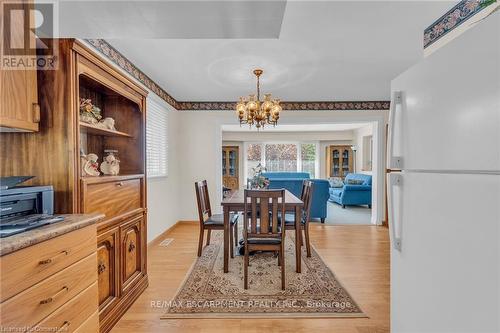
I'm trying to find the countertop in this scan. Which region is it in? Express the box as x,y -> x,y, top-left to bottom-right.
0,213 -> 105,256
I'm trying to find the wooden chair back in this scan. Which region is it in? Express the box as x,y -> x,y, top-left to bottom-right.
301,180 -> 314,223
243,189 -> 286,241
195,180 -> 212,224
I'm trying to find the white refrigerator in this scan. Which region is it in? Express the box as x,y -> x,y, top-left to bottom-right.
388,12 -> 499,333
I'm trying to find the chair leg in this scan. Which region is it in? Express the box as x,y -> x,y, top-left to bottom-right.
280,247 -> 286,290
277,251 -> 281,266
320,218 -> 325,223
298,226 -> 304,248
206,229 -> 211,246
244,246 -> 249,289
197,225 -> 204,257
234,220 -> 238,252
230,225 -> 234,258
304,224 -> 311,258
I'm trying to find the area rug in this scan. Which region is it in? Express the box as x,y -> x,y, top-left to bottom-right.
161,231 -> 365,319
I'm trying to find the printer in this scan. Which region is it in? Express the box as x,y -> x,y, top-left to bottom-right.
0,176 -> 64,237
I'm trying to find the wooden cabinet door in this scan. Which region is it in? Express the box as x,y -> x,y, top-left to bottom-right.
0,0 -> 39,132
120,214 -> 145,293
97,227 -> 120,316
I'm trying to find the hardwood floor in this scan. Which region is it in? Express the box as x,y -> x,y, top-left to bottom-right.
111,222 -> 390,333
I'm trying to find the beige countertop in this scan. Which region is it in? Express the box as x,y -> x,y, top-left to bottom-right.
0,213 -> 105,256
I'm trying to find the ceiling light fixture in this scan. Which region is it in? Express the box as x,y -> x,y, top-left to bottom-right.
236,69 -> 282,129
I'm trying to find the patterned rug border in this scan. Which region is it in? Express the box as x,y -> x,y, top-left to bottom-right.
160,238 -> 367,320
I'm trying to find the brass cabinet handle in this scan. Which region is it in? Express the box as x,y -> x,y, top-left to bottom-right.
57,321 -> 71,332
128,242 -> 136,253
40,286 -> 69,305
39,250 -> 69,265
97,262 -> 106,275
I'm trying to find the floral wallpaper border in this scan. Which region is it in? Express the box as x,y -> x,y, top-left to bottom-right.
86,39 -> 180,109
176,101 -> 390,111
86,39 -> 389,111
424,0 -> 488,48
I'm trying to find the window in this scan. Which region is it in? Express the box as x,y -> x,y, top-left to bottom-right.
146,97 -> 168,177
246,143 -> 262,178
245,142 -> 318,178
301,143 -> 316,178
265,144 -> 297,172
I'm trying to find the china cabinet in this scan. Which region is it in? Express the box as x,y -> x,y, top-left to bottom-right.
222,146 -> 239,189
326,145 -> 353,179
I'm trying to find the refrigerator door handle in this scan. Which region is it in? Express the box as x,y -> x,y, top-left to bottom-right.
387,91 -> 403,169
387,172 -> 402,251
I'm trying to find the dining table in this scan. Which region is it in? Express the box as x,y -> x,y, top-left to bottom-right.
221,189 -> 304,274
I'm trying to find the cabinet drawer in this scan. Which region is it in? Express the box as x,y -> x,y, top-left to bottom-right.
0,225 -> 96,302
74,311 -> 99,333
31,282 -> 98,333
81,176 -> 143,222
0,254 -> 96,329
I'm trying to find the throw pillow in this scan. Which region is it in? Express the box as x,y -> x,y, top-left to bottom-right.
346,179 -> 364,185
329,177 -> 344,188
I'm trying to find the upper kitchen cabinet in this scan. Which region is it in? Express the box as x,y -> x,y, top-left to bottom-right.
0,0 -> 39,132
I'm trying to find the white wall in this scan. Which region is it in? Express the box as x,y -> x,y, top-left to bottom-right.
353,124 -> 375,174
146,96 -> 181,242
177,110 -> 388,225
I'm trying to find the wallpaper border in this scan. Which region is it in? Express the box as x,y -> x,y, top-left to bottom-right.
424,0 -> 488,48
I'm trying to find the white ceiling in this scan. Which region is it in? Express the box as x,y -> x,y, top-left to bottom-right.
222,123 -> 369,132
59,1 -> 287,38
105,1 -> 455,101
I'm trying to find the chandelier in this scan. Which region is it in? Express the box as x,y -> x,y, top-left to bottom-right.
236,69 -> 282,129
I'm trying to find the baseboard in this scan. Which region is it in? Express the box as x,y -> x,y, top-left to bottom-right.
147,220 -> 197,249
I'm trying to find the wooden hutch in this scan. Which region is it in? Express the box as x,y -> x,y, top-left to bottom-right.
326,145 -> 354,179
1,39 -> 148,333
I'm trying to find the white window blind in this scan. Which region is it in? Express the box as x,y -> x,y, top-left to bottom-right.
146,98 -> 168,177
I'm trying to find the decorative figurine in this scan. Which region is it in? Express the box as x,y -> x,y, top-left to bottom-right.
81,153 -> 101,177
100,150 -> 120,175
79,98 -> 102,125
96,117 -> 116,131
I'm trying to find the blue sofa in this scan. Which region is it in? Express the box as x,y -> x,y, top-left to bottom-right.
261,172 -> 330,223
329,173 -> 372,208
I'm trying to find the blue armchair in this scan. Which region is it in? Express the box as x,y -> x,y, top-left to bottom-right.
329,173 -> 372,208
262,172 -> 330,223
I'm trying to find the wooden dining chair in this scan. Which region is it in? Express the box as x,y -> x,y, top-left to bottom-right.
279,180 -> 314,257
195,180 -> 238,257
243,189 -> 286,290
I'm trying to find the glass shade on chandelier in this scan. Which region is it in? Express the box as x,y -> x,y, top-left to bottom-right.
236,69 -> 282,129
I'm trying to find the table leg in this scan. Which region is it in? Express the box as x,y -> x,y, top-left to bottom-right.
223,205 -> 230,273
295,205 -> 302,273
